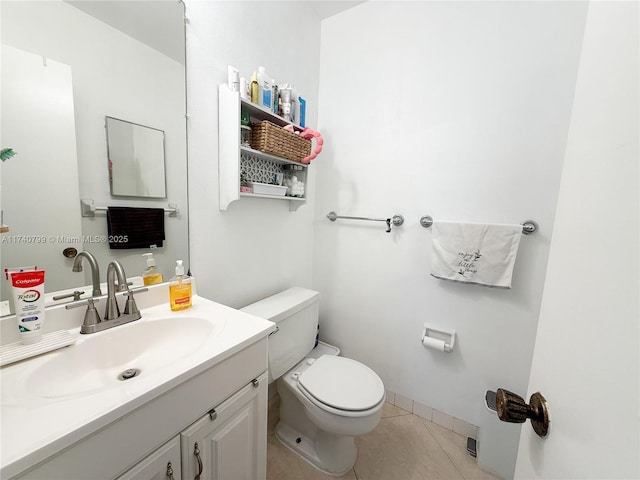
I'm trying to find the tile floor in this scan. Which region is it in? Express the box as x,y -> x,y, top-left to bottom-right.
267,401 -> 501,480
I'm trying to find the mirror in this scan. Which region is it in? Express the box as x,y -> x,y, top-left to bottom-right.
106,116 -> 167,198
0,0 -> 188,315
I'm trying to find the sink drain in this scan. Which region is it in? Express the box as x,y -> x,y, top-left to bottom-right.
118,368 -> 141,380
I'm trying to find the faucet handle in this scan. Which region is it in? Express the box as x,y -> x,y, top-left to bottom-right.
65,297 -> 102,334
66,296 -> 98,310
122,288 -> 147,317
82,298 -> 102,330
53,290 -> 85,302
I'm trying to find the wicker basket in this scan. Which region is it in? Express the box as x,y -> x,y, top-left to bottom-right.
250,121 -> 311,163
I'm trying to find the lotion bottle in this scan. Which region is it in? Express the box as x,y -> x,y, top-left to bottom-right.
169,260 -> 192,311
142,252 -> 163,285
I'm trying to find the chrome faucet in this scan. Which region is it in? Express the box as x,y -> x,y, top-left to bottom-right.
105,260 -> 127,320
103,260 -> 142,323
66,259 -> 146,334
72,251 -> 102,297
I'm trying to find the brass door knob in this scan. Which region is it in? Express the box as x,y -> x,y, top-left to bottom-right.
495,388 -> 550,438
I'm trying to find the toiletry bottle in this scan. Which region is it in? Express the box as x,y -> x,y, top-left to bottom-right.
142,252 -> 163,285
272,80 -> 278,114
298,96 -> 306,127
257,66 -> 272,109
290,86 -> 298,124
169,260 -> 192,311
250,72 -> 259,104
227,65 -> 239,92
240,77 -> 250,101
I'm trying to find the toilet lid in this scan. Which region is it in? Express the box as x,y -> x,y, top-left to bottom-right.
297,355 -> 384,411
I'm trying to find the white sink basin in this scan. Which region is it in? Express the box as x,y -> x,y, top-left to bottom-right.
25,315 -> 224,398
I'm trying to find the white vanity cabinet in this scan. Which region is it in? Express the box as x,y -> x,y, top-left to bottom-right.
218,84 -> 310,211
14,338 -> 269,480
118,371 -> 267,480
116,437 -> 182,480
181,372 -> 267,480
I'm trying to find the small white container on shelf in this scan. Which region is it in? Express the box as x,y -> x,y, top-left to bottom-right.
250,182 -> 287,197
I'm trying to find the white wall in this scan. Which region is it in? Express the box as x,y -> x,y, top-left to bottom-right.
515,2 -> 639,478
1,1 -> 188,284
184,1 -> 321,308
314,2 -> 588,478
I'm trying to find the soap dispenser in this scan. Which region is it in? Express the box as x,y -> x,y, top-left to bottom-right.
169,260 -> 192,311
142,252 -> 163,285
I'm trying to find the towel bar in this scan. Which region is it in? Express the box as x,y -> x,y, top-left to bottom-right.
327,211 -> 404,233
419,215 -> 538,235
81,199 -> 179,218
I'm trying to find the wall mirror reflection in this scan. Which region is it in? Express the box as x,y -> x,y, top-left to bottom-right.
106,116 -> 167,198
0,0 -> 188,315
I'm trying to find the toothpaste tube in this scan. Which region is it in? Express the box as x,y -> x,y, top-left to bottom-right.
10,270 -> 45,345
4,266 -> 37,315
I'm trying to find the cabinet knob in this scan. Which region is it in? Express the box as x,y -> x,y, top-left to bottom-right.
251,378 -> 260,388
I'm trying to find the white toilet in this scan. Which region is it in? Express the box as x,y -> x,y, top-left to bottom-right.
242,287 -> 385,476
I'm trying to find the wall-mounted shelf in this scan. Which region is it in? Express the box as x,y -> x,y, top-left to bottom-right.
240,98 -> 304,131
218,84 -> 309,211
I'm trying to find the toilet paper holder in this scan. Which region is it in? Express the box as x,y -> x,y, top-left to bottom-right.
421,324 -> 456,352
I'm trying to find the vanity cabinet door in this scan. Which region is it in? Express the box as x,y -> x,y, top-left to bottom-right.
116,436 -> 181,480
180,373 -> 267,480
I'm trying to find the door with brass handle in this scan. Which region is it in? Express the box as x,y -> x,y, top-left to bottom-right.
494,388 -> 550,438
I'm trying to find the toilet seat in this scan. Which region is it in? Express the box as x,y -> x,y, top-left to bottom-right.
297,355 -> 385,414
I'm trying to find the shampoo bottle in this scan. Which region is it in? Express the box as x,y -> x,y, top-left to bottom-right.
169,260 -> 192,311
142,252 -> 163,285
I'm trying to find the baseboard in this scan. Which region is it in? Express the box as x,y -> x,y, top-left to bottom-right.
385,389 -> 479,440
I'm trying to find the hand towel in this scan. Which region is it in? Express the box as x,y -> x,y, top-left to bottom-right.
106,207 -> 165,249
430,221 -> 522,288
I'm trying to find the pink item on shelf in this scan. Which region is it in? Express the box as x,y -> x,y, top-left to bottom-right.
300,128 -> 323,164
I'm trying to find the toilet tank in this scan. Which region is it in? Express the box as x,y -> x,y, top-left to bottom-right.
241,287 -> 319,382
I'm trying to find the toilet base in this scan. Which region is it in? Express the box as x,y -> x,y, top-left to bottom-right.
275,422 -> 357,476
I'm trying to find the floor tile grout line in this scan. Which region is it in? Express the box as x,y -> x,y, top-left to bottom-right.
417,416 -> 470,480
267,406 -> 483,480
382,412 -> 412,419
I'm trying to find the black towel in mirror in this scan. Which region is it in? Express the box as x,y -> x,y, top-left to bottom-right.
106,207 -> 165,249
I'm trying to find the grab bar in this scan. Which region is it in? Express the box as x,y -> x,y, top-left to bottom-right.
326,211 -> 404,233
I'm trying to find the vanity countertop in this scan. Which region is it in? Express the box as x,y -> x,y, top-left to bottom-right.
0,285 -> 275,479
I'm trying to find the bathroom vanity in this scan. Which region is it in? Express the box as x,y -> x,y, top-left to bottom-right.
0,281 -> 275,479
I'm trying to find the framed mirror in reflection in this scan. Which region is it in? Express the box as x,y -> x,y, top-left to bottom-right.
106,116 -> 167,198
0,0 -> 188,315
